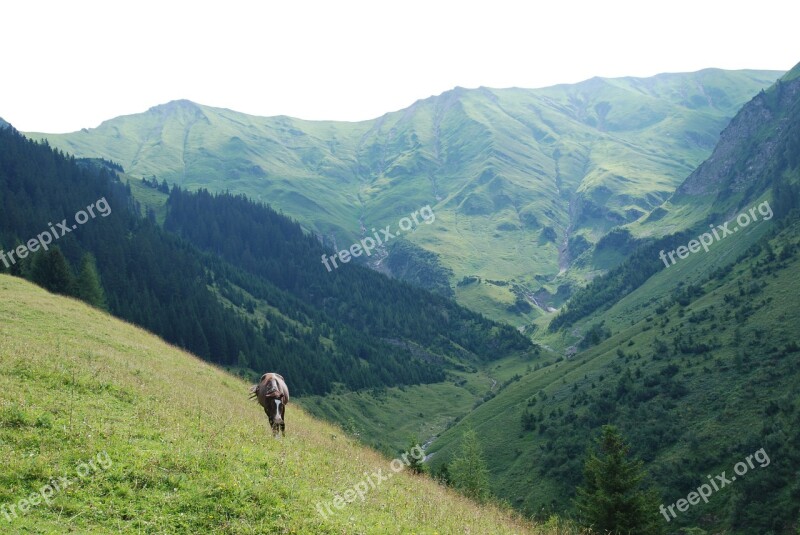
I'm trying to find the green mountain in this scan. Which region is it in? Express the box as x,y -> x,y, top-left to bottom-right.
28,69 -> 782,324
426,67 -> 800,533
0,126 -> 530,398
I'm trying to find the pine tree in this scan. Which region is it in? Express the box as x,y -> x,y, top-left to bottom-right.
449,428 -> 490,502
7,240 -> 27,278
405,435 -> 427,474
30,248 -> 75,296
575,425 -> 664,534
76,253 -> 107,309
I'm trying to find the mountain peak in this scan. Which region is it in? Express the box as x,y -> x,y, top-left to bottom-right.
147,99 -> 202,114
676,70 -> 800,199
780,60 -> 800,82
0,117 -> 10,129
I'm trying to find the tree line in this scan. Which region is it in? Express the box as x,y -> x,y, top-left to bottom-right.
0,127 -> 532,395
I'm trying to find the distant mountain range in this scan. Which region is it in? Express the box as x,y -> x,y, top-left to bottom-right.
27,69 -> 782,323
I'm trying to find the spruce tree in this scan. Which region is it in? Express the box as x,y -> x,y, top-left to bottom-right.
449,428 -> 490,502
30,248 -> 75,296
405,435 -> 427,474
8,240 -> 26,278
76,253 -> 107,309
575,425 -> 664,534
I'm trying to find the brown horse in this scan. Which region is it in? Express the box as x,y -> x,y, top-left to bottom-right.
249,372 -> 289,437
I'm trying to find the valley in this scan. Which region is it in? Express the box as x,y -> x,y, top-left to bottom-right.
3,62 -> 799,534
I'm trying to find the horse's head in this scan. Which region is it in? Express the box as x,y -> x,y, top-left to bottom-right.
264,396 -> 284,425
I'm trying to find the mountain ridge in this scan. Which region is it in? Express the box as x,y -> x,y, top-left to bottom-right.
112,67 -> 785,127
677,77 -> 800,197
27,69 -> 783,323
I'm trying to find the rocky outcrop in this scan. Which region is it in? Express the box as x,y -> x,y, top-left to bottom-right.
678,78 -> 800,196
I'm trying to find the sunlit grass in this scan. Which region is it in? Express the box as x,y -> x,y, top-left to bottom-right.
0,274 -> 581,534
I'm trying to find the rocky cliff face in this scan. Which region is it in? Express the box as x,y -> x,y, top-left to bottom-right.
678,76 -> 800,196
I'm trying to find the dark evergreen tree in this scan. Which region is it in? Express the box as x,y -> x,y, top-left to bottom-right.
75,253 -> 107,309
404,435 -> 427,474
30,248 -> 75,296
575,425 -> 664,535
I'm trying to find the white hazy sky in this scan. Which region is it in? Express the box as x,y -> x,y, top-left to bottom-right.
2,0 -> 798,133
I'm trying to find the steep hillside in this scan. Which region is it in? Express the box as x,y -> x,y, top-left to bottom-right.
0,127 -> 531,397
551,66 -> 800,335
632,66 -> 800,238
427,69 -> 800,534
431,212 -> 800,534
28,69 -> 782,322
0,274 -> 552,534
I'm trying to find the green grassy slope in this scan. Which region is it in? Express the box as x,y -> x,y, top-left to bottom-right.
0,126 -> 534,398
632,65 -> 800,242
0,274 -> 555,534
422,70 -> 800,532
419,70 -> 800,532
126,174 -> 170,224
28,69 -> 782,323
427,216 -> 800,532
298,350 -> 538,456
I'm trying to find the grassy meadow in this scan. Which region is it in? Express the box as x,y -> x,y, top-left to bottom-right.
0,274 -> 588,534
